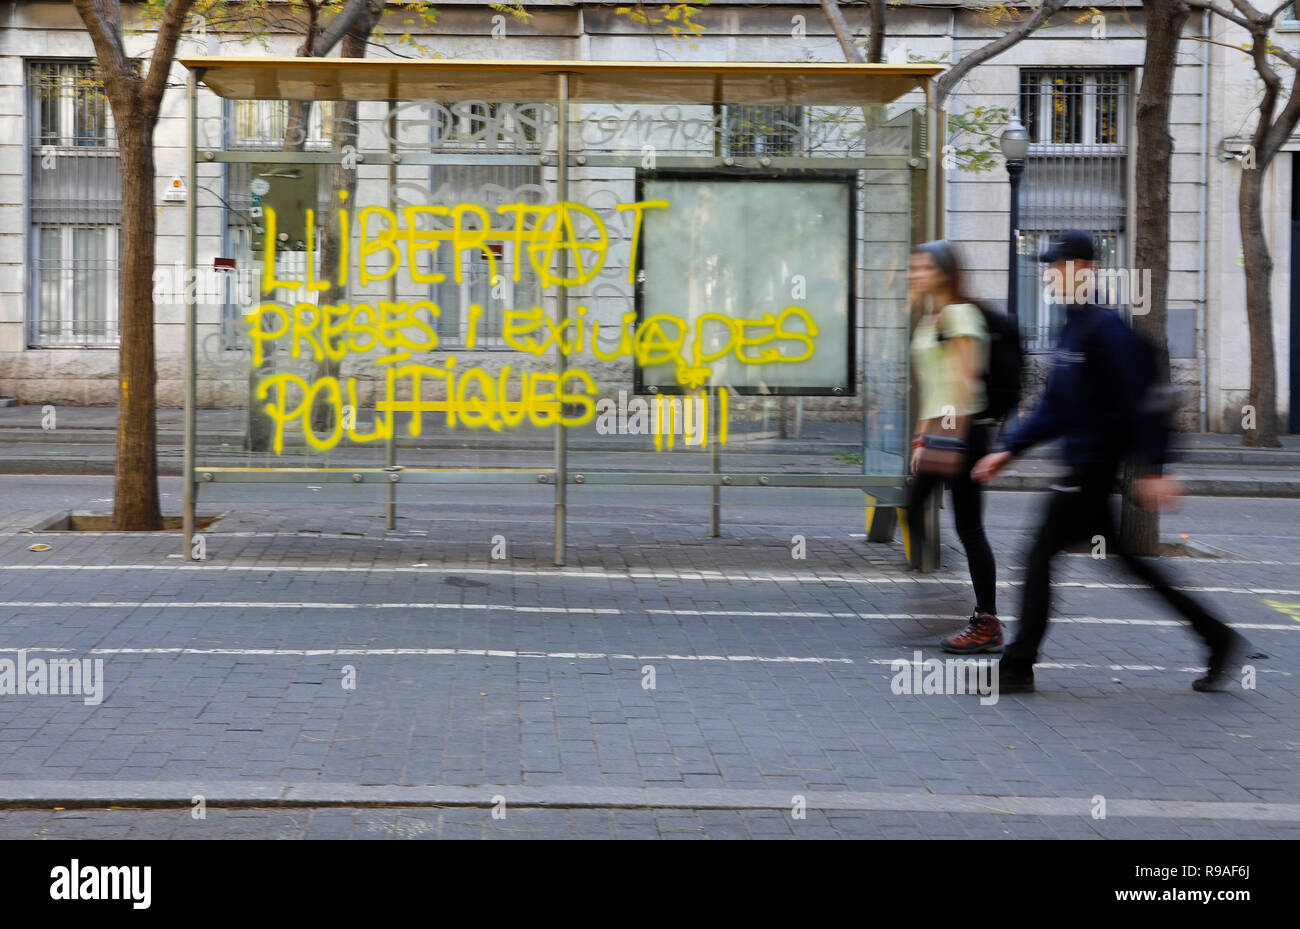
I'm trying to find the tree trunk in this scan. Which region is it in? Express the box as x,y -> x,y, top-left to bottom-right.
73,0 -> 194,531
113,124 -> 164,530
307,18 -> 373,434
1121,0 -> 1187,556
867,0 -> 885,63
1239,164 -> 1283,447
309,100 -> 359,434
283,99 -> 313,154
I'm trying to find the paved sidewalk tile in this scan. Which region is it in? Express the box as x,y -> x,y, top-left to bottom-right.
0,481 -> 1296,838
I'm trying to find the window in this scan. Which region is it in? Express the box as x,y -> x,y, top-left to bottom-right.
429,101 -> 543,151
223,98 -> 336,349
1021,70 -> 1126,146
1016,70 -> 1130,351
405,107 -> 547,346
418,164 -> 544,348
231,99 -> 336,149
27,61 -> 121,347
722,105 -> 804,157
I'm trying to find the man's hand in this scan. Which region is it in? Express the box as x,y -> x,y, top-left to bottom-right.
1134,474 -> 1184,511
971,451 -> 1013,483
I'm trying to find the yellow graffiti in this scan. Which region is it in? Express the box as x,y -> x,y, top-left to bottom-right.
265,199 -> 668,292
584,305 -> 820,388
255,363 -> 599,454
649,391 -> 729,452
251,196 -> 823,455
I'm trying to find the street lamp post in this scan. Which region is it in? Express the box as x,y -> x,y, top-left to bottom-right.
999,118 -> 1030,335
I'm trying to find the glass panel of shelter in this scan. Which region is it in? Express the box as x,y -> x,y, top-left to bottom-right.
193,76 -> 923,526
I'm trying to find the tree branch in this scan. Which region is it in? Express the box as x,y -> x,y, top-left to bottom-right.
936,0 -> 1071,107
311,0 -> 375,56
72,0 -> 132,89
1184,0 -> 1253,29
142,0 -> 197,110
819,0 -> 865,63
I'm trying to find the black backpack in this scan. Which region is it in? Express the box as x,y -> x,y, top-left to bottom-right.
937,301 -> 1024,422
1081,307 -> 1178,460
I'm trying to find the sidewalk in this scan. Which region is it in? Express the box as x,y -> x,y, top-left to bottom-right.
0,475 -> 1295,838
0,406 -> 1296,497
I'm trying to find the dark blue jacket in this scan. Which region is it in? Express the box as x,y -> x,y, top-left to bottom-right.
1003,304 -> 1167,473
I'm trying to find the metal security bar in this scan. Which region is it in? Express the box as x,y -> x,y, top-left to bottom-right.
1018,69 -> 1130,351
27,61 -> 121,348
722,104 -> 805,156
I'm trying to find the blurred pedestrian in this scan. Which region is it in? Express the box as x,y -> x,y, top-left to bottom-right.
906,241 -> 1002,653
972,230 -> 1251,693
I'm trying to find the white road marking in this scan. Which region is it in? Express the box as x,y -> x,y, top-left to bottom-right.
2,563 -> 1298,597
0,601 -> 621,615
0,601 -> 1292,631
0,645 -> 851,664
0,645 -> 1287,677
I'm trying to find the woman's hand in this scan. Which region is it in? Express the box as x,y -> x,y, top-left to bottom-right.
911,446 -> 922,475
971,451 -> 1013,483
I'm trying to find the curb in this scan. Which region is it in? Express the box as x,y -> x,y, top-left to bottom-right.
1,781 -> 1298,820
0,459 -> 1296,497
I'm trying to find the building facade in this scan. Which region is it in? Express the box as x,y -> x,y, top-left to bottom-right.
0,0 -> 1294,435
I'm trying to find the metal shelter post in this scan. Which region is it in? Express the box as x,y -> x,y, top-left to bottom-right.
183,71 -> 199,560
386,97 -> 398,530
553,72 -> 571,566
710,386 -> 720,538
924,80 -> 942,571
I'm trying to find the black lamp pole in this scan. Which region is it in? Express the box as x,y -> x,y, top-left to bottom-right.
999,118 -> 1030,428
999,117 -> 1030,335
1006,159 -> 1023,332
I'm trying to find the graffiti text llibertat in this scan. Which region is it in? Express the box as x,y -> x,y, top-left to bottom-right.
249,198 -> 822,454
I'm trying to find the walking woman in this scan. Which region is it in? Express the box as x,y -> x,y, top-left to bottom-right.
906,241 -> 1002,653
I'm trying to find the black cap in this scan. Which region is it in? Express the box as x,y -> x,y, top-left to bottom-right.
1038,230 -> 1095,263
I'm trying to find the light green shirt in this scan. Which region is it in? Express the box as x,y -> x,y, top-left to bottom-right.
910,302 -> 989,421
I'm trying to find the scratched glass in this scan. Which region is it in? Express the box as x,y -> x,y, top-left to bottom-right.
186,76 -> 928,529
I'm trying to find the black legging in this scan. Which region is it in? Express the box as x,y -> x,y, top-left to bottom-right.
1003,461 -> 1235,670
905,422 -> 997,615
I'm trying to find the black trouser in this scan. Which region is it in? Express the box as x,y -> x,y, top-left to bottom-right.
905,422 -> 997,615
1003,461 -> 1235,670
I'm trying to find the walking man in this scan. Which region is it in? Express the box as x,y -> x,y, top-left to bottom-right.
971,230 -> 1251,693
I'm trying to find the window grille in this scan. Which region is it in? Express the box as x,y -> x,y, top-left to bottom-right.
27,61 -> 121,347
1017,70 -> 1130,351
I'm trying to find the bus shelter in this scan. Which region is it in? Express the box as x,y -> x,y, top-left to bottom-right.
178,57 -> 942,566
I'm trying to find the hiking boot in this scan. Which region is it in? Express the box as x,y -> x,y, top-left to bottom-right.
941,612 -> 1003,654
1193,632 -> 1252,692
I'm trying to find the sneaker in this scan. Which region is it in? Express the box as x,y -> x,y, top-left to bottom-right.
941,612 -> 1003,654
1193,631 -> 1252,692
